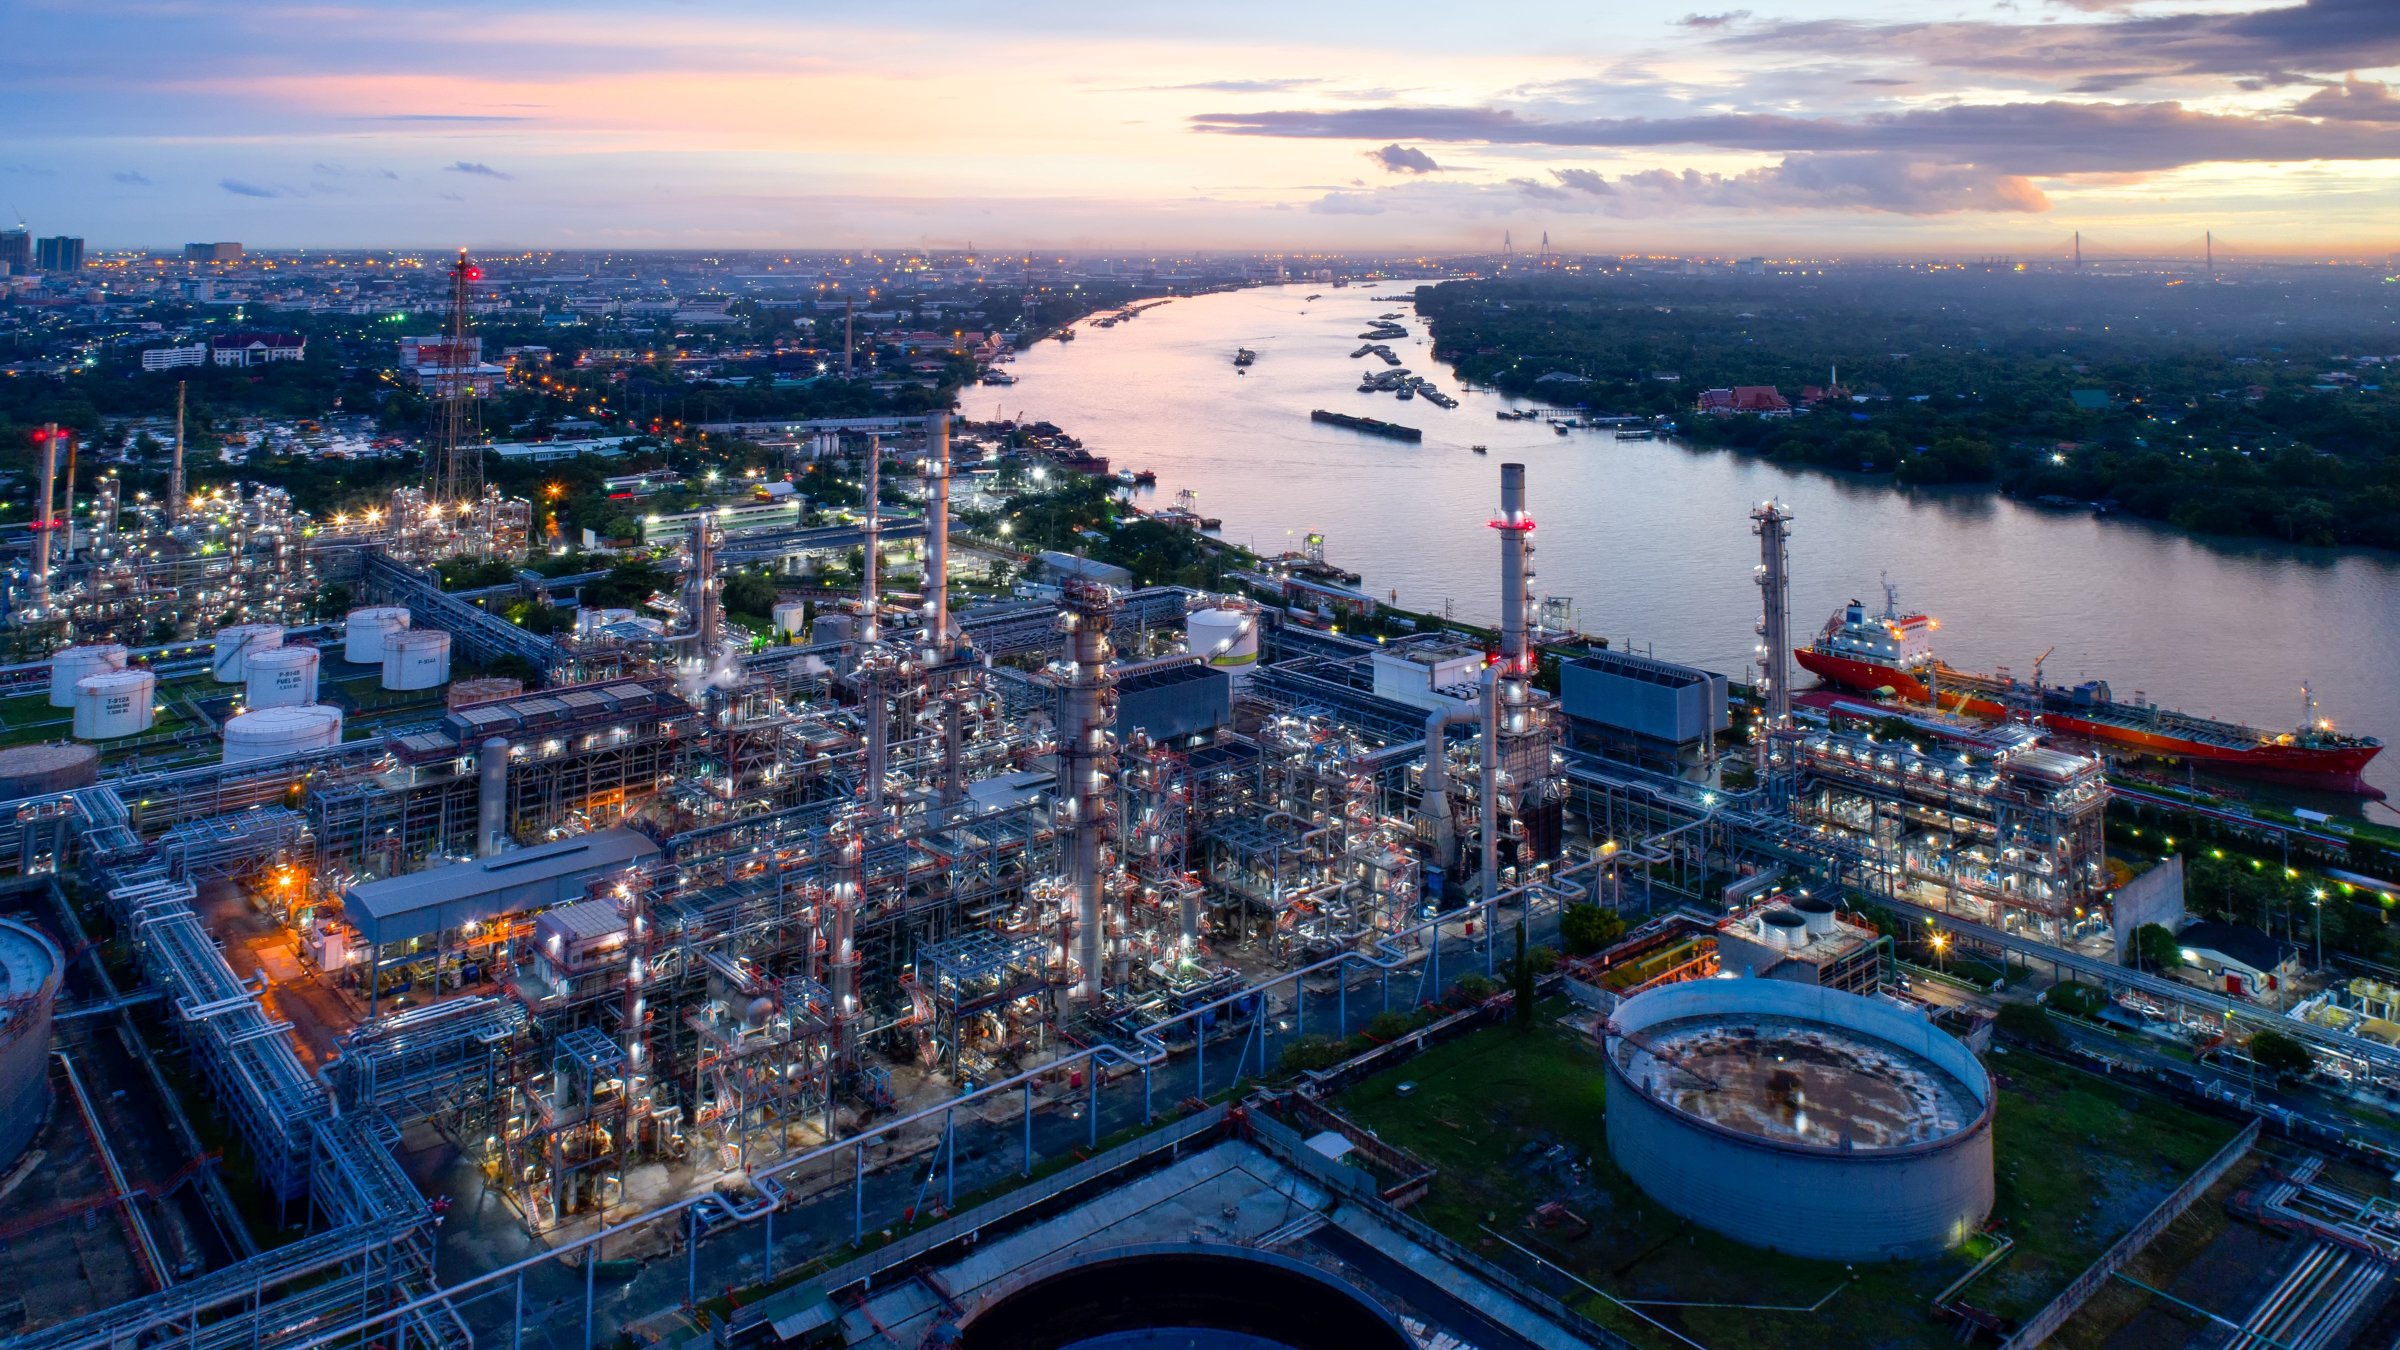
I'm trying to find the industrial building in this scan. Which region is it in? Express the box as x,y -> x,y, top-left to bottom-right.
1603,977 -> 1997,1261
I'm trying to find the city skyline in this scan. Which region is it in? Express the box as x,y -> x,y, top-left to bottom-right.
10,0 -> 2400,254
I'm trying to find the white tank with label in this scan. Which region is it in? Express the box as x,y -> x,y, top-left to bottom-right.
211,624 -> 284,683
344,607 -> 411,664
773,600 -> 810,635
49,644 -> 129,708
381,629 -> 452,691
222,704 -> 344,763
1185,608 -> 1259,688
73,669 -> 156,739
245,645 -> 320,709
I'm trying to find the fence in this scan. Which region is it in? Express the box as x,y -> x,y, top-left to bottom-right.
2000,1116 -> 2262,1347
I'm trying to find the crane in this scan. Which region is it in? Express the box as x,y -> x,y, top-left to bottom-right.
2031,645 -> 2056,692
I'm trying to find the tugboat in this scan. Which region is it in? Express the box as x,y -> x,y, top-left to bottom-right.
1232,348 -> 1257,368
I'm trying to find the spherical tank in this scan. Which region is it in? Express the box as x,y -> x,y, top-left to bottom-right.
211,624 -> 284,683
244,645 -> 321,710
0,918 -> 65,1170
1603,978 -> 1996,1262
48,644 -> 128,708
74,669 -> 157,740
381,629 -> 452,691
343,606 -> 411,664
223,704 -> 344,764
773,600 -> 810,636
1185,608 -> 1259,689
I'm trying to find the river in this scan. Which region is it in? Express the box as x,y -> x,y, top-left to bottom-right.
997,283 -> 2400,810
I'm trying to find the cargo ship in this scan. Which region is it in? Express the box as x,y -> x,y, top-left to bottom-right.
1309,409 -> 1423,442
1793,584 -> 2383,794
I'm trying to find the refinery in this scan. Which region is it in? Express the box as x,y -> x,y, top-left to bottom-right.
3,276 -> 2400,1348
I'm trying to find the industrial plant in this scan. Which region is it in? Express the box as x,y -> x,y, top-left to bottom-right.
2,343 -> 2396,1348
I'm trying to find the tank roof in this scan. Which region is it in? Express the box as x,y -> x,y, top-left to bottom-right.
0,918 -> 63,1007
0,742 -> 101,773
1615,1012 -> 1979,1151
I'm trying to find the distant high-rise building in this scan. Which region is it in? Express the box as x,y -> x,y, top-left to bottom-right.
183,241 -> 242,263
0,228 -> 29,276
35,236 -> 83,272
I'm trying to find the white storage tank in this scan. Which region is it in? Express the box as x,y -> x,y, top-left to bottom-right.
344,606 -> 412,664
222,704 -> 344,763
245,645 -> 321,709
773,600 -> 809,636
1185,608 -> 1259,689
48,643 -> 128,708
0,918 -> 65,1170
74,669 -> 157,739
381,629 -> 452,691
211,624 -> 284,683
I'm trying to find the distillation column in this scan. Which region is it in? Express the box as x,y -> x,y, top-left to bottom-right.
169,382 -> 187,527
921,410 -> 970,808
1751,500 -> 1794,778
857,435 -> 881,644
826,817 -> 863,1070
477,736 -> 510,857
1057,580 -> 1121,1003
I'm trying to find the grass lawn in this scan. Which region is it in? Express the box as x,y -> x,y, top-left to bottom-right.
1333,1018 -> 2242,1349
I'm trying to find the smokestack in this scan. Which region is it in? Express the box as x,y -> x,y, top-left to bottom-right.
169,382 -> 186,526
923,410 -> 952,661
858,435 -> 880,643
1493,463 -> 1533,676
688,513 -> 721,656
1058,579 -> 1120,1004
31,423 -> 57,615
61,438 -> 77,563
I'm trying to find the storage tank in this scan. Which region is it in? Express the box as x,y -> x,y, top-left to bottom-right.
1793,894 -> 1839,938
48,643 -> 128,708
0,918 -> 64,1169
244,645 -> 320,709
211,624 -> 284,683
0,742 -> 100,798
1760,907 -> 1809,949
772,600 -> 810,636
344,606 -> 411,664
222,704 -> 344,763
1603,978 -> 1995,1262
74,669 -> 157,739
1185,608 -> 1259,689
448,677 -> 524,710
381,629 -> 452,691
811,612 -> 856,645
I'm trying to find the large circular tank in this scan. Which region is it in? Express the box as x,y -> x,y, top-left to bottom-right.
244,645 -> 320,710
0,918 -> 64,1169
48,644 -> 128,708
75,669 -> 158,739
0,743 -> 100,798
1185,607 -> 1259,688
211,624 -> 284,683
772,600 -> 809,636
381,629 -> 452,691
1604,979 -> 1995,1261
811,612 -> 856,644
222,704 -> 344,763
343,606 -> 411,664
954,1244 -> 1408,1350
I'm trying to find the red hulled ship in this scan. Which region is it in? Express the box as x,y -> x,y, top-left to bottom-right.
1792,584 -> 2383,795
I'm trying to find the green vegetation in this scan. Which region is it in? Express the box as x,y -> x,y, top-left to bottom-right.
1558,902 -> 1624,956
2048,981 -> 2109,1020
2244,1028 -> 2315,1080
2130,921 -> 2184,974
1419,273 -> 2400,548
1333,1018 -> 2241,1348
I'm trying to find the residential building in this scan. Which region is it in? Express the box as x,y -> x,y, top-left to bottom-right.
142,343 -> 208,372
0,228 -> 28,276
211,332 -> 306,367
184,241 -> 243,263
36,236 -> 84,272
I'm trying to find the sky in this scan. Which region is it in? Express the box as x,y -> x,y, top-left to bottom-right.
8,0 -> 2400,255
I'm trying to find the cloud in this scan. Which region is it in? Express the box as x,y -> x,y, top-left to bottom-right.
112,170 -> 152,186
1368,143 -> 1443,174
1719,0 -> 2400,89
2292,76 -> 2400,121
1148,78 -> 1320,93
219,178 -> 286,198
1679,11 -> 1750,27
1194,96 -> 2400,176
444,161 -> 513,180
1314,154 -> 2049,217
359,113 -> 535,123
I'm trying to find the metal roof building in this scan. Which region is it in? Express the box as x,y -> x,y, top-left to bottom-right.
340,828 -> 660,948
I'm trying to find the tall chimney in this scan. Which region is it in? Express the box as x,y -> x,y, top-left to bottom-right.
857,435 -> 880,643
30,423 -> 57,615
1492,462 -> 1533,676
169,381 -> 186,526
1751,500 -> 1794,773
922,411 -> 952,661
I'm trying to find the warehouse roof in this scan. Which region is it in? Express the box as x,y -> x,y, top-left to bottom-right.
341,828 -> 659,945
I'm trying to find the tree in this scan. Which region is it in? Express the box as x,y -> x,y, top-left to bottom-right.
720,569 -> 780,620
1512,922 -> 1536,1027
1560,903 -> 1624,957
1996,1001 -> 2060,1047
2048,981 -> 2108,1020
2246,1028 -> 2314,1081
2130,922 -> 2183,974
